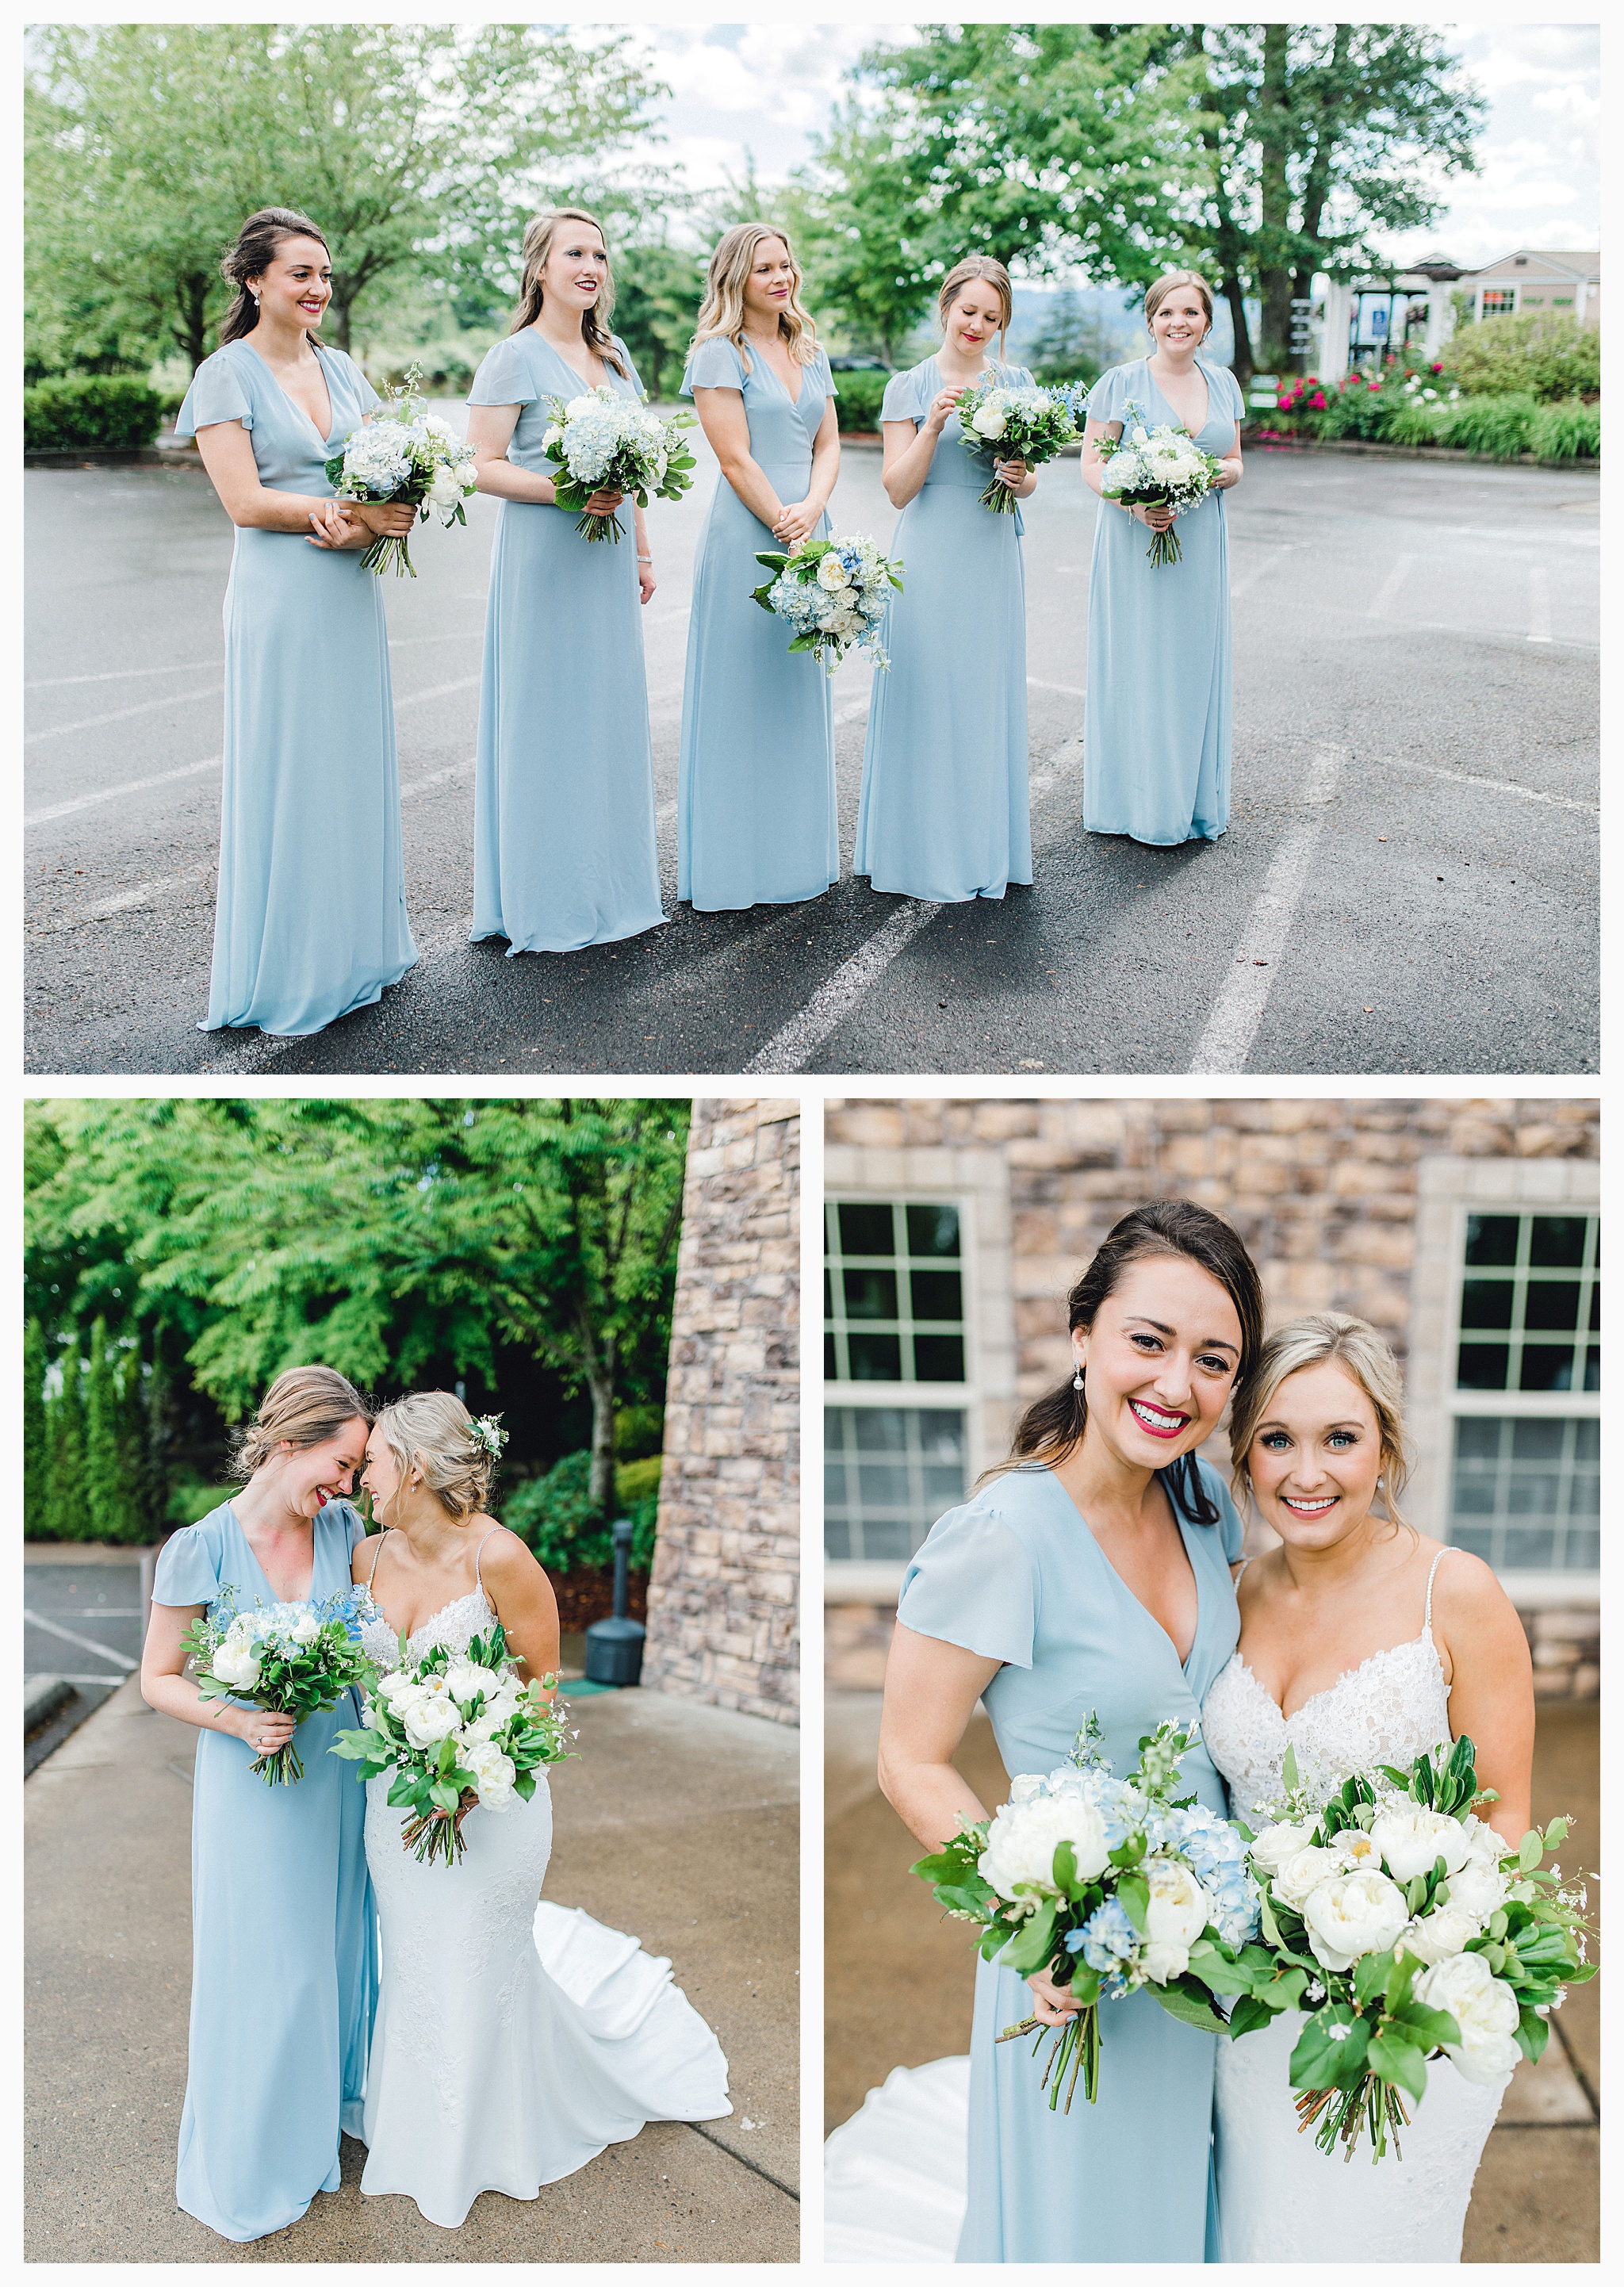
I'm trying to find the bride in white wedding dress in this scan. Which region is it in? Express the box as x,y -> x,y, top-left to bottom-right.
1201,1313 -> 1535,2263
350,1393 -> 730,2229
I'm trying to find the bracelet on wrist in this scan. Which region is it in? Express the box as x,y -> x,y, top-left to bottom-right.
637,554 -> 653,564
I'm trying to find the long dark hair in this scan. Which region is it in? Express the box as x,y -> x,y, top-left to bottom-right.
219,207 -> 331,347
1003,1199 -> 1266,1524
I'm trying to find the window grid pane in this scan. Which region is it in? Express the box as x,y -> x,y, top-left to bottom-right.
825,1197 -> 965,1385
824,1404 -> 967,1563
1447,1415 -> 1599,1573
1454,1213 -> 1599,1396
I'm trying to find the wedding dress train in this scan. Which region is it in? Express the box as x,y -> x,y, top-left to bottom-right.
356,1570 -> 730,2227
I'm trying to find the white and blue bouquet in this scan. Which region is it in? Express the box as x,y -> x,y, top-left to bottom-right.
331,1621 -> 575,1868
956,377 -> 1081,513
539,386 -> 696,542
750,532 -> 903,675
914,1716 -> 1262,2109
1094,399 -> 1226,567
325,363 -> 478,578
181,1585 -> 371,1786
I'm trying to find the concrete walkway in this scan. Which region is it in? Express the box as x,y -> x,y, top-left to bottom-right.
825,1695 -> 1598,2262
26,1678 -> 799,2262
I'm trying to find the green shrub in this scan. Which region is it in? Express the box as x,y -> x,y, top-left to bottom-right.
1381,399 -> 1450,448
1316,374 -> 1395,440
1436,392 -> 1538,461
1029,356 -> 1101,393
615,1402 -> 665,1461
1446,312 -> 1599,404
833,370 -> 890,431
501,1450 -> 658,1575
167,1473 -> 239,1528
1527,397 -> 1600,464
24,374 -> 163,452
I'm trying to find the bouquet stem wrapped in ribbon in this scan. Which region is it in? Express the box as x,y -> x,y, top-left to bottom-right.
1095,398 -> 1226,567
751,533 -> 903,675
539,386 -> 695,542
1237,1737 -> 1595,2162
182,1586 -> 371,1785
325,364 -> 478,578
914,1715 -> 1263,2109
331,1621 -> 574,1868
955,377 -> 1086,513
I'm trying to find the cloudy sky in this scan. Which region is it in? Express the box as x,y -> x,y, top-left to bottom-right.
599,19 -> 1599,273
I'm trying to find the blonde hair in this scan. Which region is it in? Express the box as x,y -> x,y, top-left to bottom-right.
1228,1312 -> 1414,1532
937,256 -> 1013,365
1144,270 -> 1216,343
373,1391 -> 495,1521
232,1366 -> 370,1479
509,207 -> 628,377
691,224 -> 818,372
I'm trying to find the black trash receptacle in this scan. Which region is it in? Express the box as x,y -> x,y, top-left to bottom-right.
584,1518 -> 645,1687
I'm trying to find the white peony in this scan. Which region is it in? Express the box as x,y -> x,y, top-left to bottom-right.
971,402 -> 1007,439
1300,1869 -> 1410,1972
980,1794 -> 1111,1898
289,1612 -> 323,1645
1414,1950 -> 1521,2086
465,1740 -> 517,1808
402,1694 -> 464,1750
212,1638 -> 262,1691
1008,1772 -> 1048,1806
816,553 -> 852,590
1247,1818 -> 1317,1875
444,1661 -> 495,1708
1338,1827 -> 1382,1871
1140,1857 -> 1212,1983
1397,1903 -> 1483,1965
427,464 -> 464,509
378,1668 -> 419,1702
1272,1844 -> 1349,1911
1370,1806 -> 1474,1883
1443,1856 -> 1510,1922
423,414 -> 455,442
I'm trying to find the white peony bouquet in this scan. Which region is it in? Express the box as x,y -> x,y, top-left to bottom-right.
914,1716 -> 1262,2111
181,1585 -> 371,1785
1094,398 -> 1226,566
539,386 -> 696,542
954,377 -> 1081,513
330,1620 -> 574,1868
325,363 -> 478,577
1235,1737 -> 1595,2161
749,533 -> 904,675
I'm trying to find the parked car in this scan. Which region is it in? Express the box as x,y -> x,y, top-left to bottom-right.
828,354 -> 892,374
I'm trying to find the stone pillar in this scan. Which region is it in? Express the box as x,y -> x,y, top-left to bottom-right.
641,1099 -> 800,1725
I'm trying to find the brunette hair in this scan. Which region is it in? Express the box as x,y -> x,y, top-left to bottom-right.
1228,1312 -> 1415,1534
1143,270 -> 1216,343
232,1366 -> 370,1479
508,208 -> 628,377
1001,1200 -> 1266,1524
219,208 -> 331,347
372,1391 -> 496,1522
690,224 -> 819,373
937,255 -> 1014,364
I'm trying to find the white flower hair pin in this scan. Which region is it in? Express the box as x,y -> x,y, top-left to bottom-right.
469,1415 -> 508,1458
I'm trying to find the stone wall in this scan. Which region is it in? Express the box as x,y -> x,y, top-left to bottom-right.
642,1099 -> 800,1726
825,1097 -> 1599,1701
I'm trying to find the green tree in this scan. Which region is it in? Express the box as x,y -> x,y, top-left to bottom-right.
84,1317 -> 138,1544
49,1340 -> 91,1545
794,101 -> 948,362
611,240 -> 708,401
1024,285 -> 1117,386
25,1320 -> 50,1541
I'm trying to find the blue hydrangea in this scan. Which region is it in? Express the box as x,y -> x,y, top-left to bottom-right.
1074,1895 -> 1139,1979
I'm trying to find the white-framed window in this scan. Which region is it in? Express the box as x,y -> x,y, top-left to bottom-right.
1408,1158 -> 1599,1603
1479,286 -> 1518,318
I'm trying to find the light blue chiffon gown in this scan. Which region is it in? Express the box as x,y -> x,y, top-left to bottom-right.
896,1457 -> 1245,2264
176,339 -> 418,1033
677,338 -> 840,910
853,359 -> 1033,901
153,1498 -> 377,2242
467,331 -> 666,952
1082,356 -> 1247,845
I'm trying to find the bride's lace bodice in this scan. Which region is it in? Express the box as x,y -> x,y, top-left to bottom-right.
356,1584 -> 496,1675
1201,1549 -> 1456,1819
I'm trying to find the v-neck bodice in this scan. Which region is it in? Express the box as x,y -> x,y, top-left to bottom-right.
176,337 -> 381,496
468,327 -> 646,477
681,333 -> 836,490
151,1496 -> 366,1622
1120,354 -> 1237,453
898,1459 -> 1245,1811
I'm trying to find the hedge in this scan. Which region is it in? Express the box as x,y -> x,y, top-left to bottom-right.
1446,312 -> 1599,404
834,370 -> 890,431
25,374 -> 163,453
501,1450 -> 660,1575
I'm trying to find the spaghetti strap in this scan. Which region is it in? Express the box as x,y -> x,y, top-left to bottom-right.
366,1525 -> 390,1588
474,1530 -> 499,1596
1423,1546 -> 1453,1633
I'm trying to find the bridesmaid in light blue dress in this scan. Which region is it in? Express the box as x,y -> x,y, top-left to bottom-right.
855,256 -> 1035,902
465,209 -> 665,954
140,1368 -> 375,2242
178,209 -> 417,1035
1079,271 -> 1246,845
877,1201 -> 1266,2262
679,224 -> 841,911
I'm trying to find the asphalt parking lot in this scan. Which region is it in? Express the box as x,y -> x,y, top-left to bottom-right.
25,424 -> 1597,1078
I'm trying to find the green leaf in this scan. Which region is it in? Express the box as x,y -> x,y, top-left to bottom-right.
1289,2009 -> 1361,2089
1369,2030 -> 1428,2100
1257,1892 -> 1284,1948
1052,1840 -> 1078,1895
1281,1743 -> 1300,1795
1385,1948 -> 1420,2013
1353,1950 -> 1392,2009
997,1900 -> 1058,1976
1394,2000 -> 1460,2048
1543,1814 -> 1570,1848
1148,1979 -> 1228,2034
429,1779 -> 462,1814
1116,1872 -> 1150,1936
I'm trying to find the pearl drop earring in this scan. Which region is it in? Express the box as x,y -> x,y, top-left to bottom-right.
1072,1363 -> 1085,1392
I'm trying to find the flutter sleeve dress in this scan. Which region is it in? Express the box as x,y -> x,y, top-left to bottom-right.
852,358 -> 1033,902
1081,355 -> 1246,845
152,1496 -> 377,2241
466,330 -> 666,954
676,336 -> 840,911
893,1457 -> 1245,2263
175,339 -> 417,1034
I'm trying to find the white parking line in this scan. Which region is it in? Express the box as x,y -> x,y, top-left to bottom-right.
26,684 -> 221,743
24,1610 -> 137,1671
1528,565 -> 1553,642
25,658 -> 220,690
26,754 -> 221,828
396,675 -> 481,709
1366,555 -> 1413,619
1027,676 -> 1087,699
1408,761 -> 1595,815
36,864 -> 213,932
745,900 -> 942,1074
1187,745 -> 1346,1075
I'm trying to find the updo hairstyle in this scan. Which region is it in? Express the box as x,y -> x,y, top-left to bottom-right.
1228,1312 -> 1415,1533
372,1391 -> 495,1521
1143,270 -> 1215,343
219,207 -> 331,347
937,255 -> 1013,361
232,1365 -> 370,1479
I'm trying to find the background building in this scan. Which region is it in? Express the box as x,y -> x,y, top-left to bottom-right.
825,1096 -> 1598,1701
1314,247 -> 1599,381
